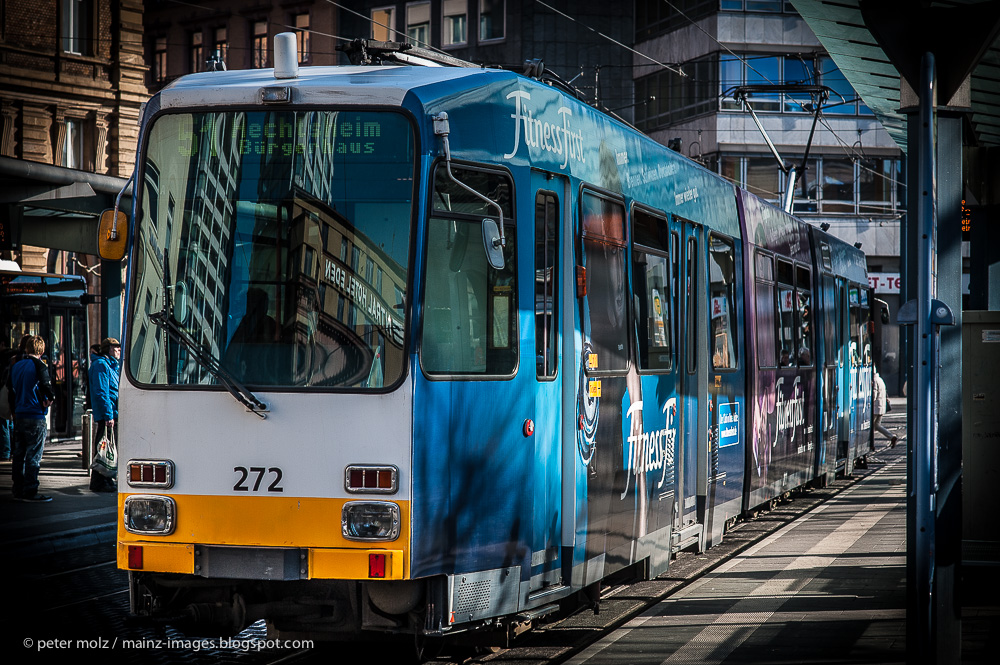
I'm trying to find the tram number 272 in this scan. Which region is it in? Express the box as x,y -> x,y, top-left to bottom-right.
233,466 -> 284,493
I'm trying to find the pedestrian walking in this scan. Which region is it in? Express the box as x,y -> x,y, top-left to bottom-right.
4,335 -> 56,502
88,337 -> 121,492
873,368 -> 897,448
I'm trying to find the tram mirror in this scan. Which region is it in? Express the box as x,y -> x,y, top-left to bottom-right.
98,209 -> 129,261
482,218 -> 505,270
880,306 -> 890,325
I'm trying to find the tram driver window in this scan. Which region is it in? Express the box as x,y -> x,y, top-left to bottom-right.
421,165 -> 517,376
709,234 -> 738,370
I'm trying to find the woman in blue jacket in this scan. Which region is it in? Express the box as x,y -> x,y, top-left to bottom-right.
88,337 -> 120,492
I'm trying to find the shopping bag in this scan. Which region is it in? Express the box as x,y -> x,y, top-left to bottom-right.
90,431 -> 117,478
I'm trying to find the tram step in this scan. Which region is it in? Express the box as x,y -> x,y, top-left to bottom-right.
670,523 -> 703,554
526,584 -> 570,603
517,602 -> 561,622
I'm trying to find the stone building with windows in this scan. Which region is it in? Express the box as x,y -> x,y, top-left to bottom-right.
0,0 -> 144,351
336,1 -> 635,119
143,0 -> 336,92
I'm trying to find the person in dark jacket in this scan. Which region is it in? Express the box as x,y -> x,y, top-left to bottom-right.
5,335 -> 56,502
88,337 -> 121,492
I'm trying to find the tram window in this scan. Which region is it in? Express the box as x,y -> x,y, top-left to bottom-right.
848,284 -> 869,366
581,192 -> 628,373
836,280 -> 846,365
432,166 -> 513,218
535,191 -> 558,379
754,251 -> 776,368
130,110 -> 415,390
755,281 -> 777,368
632,209 -> 671,371
775,259 -> 796,367
820,242 -> 833,271
422,166 -> 517,377
755,251 -> 773,281
795,266 -> 813,366
671,231 -> 680,357
686,236 -> 698,374
709,234 -> 737,370
822,275 -> 837,367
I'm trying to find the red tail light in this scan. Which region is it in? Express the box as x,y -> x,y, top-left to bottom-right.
128,545 -> 143,569
345,465 -> 398,494
369,553 -> 386,578
126,460 -> 174,489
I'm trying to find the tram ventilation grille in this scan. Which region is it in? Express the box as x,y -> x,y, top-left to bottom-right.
455,579 -> 492,613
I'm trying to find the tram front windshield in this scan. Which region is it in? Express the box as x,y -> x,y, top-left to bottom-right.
127,110 -> 414,390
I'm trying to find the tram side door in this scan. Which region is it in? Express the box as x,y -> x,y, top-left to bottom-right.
528,171 -> 564,593
672,217 -> 709,550
835,278 -> 853,472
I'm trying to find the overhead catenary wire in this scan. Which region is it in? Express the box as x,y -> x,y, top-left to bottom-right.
324,0 -> 450,56
147,0 -> 904,200
535,0 -> 686,78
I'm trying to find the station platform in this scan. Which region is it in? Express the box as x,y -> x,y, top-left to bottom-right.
566,443 -> 909,665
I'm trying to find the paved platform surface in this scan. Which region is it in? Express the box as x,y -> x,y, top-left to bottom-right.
565,444 -> 908,665
0,437 -> 118,560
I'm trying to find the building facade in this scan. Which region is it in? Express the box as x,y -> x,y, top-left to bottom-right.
143,0 -> 337,92
336,1 -> 635,122
1,0 -> 145,270
1,0 -> 145,362
633,0 -> 905,392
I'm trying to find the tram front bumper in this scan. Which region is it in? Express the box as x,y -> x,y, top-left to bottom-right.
116,493 -> 410,581
117,542 -> 405,580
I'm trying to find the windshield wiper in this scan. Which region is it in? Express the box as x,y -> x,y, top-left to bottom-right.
149,287 -> 268,419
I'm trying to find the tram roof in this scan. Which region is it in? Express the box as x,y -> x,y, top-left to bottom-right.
156,65 -> 517,110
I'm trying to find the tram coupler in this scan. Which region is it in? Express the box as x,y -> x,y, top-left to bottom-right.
183,594 -> 248,636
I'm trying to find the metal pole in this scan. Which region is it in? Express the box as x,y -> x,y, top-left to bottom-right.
783,165 -> 798,214
81,410 -> 92,470
914,50 -> 938,659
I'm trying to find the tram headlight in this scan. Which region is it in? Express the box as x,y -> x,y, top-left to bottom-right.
123,495 -> 176,535
342,501 -> 400,541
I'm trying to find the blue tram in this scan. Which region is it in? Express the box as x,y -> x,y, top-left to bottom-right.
110,37 -> 874,643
